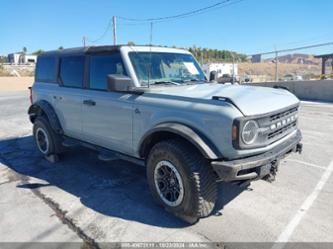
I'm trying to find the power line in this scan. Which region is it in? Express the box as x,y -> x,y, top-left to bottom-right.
87,20 -> 112,43
280,32 -> 333,47
86,0 -> 245,44
117,0 -> 243,23
117,0 -> 230,22
250,41 -> 333,56
117,0 -> 240,26
155,0 -> 246,24
249,32 -> 333,54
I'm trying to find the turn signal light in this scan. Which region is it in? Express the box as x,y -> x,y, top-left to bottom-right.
232,125 -> 238,141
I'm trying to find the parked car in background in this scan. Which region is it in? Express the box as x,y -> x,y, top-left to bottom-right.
218,74 -> 239,84
242,75 -> 252,83
283,74 -> 303,81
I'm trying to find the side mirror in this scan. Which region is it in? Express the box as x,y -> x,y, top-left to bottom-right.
209,71 -> 218,82
107,74 -> 133,92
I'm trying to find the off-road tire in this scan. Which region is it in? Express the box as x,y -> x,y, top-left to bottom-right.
33,116 -> 63,157
146,138 -> 217,221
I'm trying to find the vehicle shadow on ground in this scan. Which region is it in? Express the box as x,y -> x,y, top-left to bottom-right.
0,136 -> 246,228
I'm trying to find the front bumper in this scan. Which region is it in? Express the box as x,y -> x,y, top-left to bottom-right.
211,129 -> 302,182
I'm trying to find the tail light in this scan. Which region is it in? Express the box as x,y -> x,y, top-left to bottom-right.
28,87 -> 33,105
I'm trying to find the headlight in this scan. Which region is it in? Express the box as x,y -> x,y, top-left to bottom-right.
241,120 -> 259,145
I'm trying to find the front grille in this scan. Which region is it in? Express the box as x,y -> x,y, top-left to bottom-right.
270,107 -> 298,122
268,121 -> 297,140
257,106 -> 299,145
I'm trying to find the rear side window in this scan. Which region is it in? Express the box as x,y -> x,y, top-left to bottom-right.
36,56 -> 56,82
89,53 -> 127,90
60,56 -> 85,88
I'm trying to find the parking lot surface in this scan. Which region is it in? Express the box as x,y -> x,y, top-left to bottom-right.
0,91 -> 332,245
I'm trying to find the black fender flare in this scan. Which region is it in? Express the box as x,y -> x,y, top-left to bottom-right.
138,123 -> 223,160
28,100 -> 63,134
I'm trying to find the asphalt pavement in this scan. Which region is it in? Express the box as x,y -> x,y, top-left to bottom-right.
0,91 -> 332,247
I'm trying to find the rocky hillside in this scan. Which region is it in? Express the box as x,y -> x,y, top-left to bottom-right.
264,53 -> 321,65
239,53 -> 325,81
0,64 -> 35,77
239,62 -> 321,81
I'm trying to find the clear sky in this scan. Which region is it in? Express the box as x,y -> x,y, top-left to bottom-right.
1,0 -> 332,56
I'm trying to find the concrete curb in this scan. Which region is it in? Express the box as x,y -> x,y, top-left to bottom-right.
247,80 -> 333,102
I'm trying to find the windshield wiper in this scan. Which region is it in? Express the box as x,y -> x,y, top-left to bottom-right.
180,79 -> 206,84
150,81 -> 181,85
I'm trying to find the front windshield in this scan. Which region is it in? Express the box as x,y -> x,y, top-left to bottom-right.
129,52 -> 207,86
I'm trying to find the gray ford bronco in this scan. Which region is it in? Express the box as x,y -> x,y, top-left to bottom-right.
28,45 -> 302,223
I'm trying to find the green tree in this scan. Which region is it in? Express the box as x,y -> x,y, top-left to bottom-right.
32,49 -> 44,56
22,47 -> 27,54
58,46 -> 64,50
127,41 -> 135,46
186,45 -> 247,63
0,56 -> 7,63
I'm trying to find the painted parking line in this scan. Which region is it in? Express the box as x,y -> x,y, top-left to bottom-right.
272,159 -> 333,249
286,159 -> 326,170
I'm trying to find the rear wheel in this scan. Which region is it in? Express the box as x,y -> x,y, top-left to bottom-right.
146,139 -> 217,222
35,126 -> 50,154
33,116 -> 63,159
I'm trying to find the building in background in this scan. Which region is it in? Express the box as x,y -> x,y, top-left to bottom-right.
202,63 -> 238,80
251,54 -> 262,63
7,53 -> 37,64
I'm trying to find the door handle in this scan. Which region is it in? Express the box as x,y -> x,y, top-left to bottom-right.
83,100 -> 96,106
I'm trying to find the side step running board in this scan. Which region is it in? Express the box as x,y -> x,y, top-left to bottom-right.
98,152 -> 118,161
98,151 -> 145,167
62,137 -> 145,167
62,138 -> 79,147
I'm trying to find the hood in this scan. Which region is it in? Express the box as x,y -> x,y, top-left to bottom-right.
150,83 -> 299,116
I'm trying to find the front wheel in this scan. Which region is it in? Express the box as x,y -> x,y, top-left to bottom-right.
146,139 -> 217,222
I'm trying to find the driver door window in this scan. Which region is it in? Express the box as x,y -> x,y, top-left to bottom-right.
82,52 -> 132,154
89,53 -> 127,90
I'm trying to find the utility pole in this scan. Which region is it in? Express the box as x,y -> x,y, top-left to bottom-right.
82,36 -> 86,47
275,50 -> 279,82
232,54 -> 235,84
112,16 -> 117,45
149,22 -> 153,45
